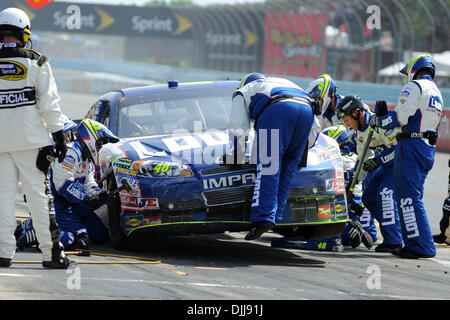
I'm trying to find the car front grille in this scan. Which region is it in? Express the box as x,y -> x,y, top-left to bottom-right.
159,199 -> 204,211
202,185 -> 254,206
289,186 -> 327,198
200,164 -> 255,176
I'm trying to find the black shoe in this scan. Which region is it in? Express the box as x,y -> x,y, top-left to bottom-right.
375,242 -> 402,253
42,254 -> 74,269
245,221 -> 275,241
17,228 -> 39,251
433,233 -> 447,244
348,220 -> 362,248
42,245 -> 75,269
392,247 -> 434,259
67,233 -> 89,251
14,220 -> 23,240
0,257 -> 11,268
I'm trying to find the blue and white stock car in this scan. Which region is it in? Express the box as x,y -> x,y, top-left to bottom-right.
85,80 -> 348,248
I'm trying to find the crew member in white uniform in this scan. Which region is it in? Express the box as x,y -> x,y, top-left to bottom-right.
0,8 -> 69,268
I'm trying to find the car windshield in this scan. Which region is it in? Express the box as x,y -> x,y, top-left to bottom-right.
116,86 -> 239,138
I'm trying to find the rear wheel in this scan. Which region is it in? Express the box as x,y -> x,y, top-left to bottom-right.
107,177 -> 130,250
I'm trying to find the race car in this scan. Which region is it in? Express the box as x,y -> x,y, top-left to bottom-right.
84,80 -> 348,248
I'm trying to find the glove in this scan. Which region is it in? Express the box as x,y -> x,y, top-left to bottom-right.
369,114 -> 378,128
375,100 -> 388,116
51,130 -> 67,163
363,157 -> 380,172
86,190 -> 110,211
377,114 -> 398,130
36,145 -> 58,174
349,202 -> 365,216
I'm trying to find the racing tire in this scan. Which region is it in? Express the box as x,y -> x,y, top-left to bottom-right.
107,177 -> 131,250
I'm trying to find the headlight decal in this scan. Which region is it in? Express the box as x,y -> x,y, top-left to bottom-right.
132,160 -> 193,178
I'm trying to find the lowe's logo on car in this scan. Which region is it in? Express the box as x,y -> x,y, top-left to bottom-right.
162,132 -> 228,153
203,173 -> 256,189
129,141 -> 167,159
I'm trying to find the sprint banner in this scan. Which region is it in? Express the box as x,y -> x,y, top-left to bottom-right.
3,0 -> 193,38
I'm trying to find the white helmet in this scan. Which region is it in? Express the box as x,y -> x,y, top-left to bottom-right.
306,74 -> 337,115
0,8 -> 31,44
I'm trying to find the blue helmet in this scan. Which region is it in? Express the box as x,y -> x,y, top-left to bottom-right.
76,119 -> 119,165
237,72 -> 265,89
400,54 -> 435,82
306,74 -> 337,115
322,125 -> 351,155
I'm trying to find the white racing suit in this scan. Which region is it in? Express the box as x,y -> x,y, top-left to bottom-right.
0,43 -> 63,261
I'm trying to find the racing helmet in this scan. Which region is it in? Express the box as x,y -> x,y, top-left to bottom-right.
237,72 -> 265,89
336,95 -> 367,123
0,8 -> 31,44
306,74 -> 337,115
76,119 -> 119,165
61,114 -> 77,142
61,114 -> 77,133
400,54 -> 436,83
322,125 -> 351,155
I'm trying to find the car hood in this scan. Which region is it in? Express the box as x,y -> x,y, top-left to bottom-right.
99,130 -> 232,172
100,130 -> 342,180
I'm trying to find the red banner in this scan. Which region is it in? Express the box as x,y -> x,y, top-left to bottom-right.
264,12 -> 327,78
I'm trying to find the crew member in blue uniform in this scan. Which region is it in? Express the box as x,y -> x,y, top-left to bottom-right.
375,54 -> 443,258
227,73 -> 315,240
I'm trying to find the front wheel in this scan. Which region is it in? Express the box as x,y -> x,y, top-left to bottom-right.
107,177 -> 130,250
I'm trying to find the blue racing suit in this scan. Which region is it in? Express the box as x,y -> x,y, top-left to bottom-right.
228,77 -> 314,225
378,75 -> 443,257
360,113 -> 403,246
49,139 -> 109,249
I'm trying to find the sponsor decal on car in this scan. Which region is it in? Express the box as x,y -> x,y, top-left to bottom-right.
144,215 -> 162,225
113,158 -> 133,168
116,167 -> 137,176
125,215 -> 144,228
138,198 -> 159,210
326,178 -> 345,193
333,202 -> 347,217
202,172 -> 256,189
318,204 -> 332,218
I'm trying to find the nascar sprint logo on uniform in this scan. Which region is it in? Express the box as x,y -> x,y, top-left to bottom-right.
0,60 -> 27,80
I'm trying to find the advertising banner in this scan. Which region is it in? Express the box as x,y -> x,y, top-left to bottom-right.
264,12 -> 327,78
4,0 -> 193,39
175,7 -> 264,73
